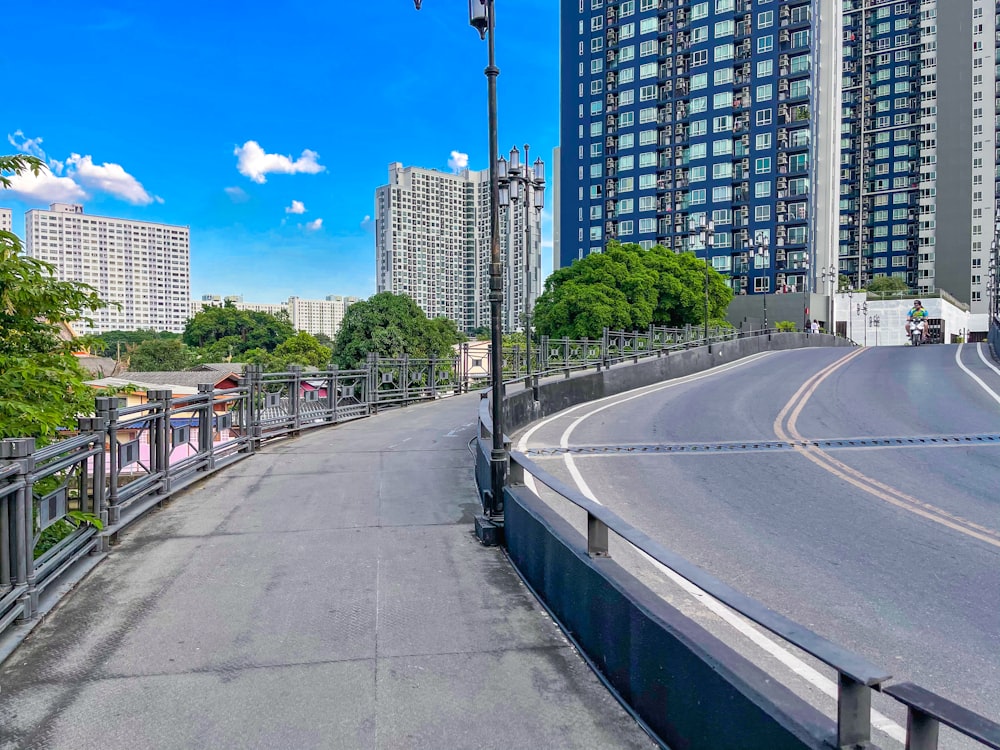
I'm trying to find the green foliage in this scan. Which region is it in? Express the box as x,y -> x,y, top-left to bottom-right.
775,321 -> 798,332
182,306 -> 295,356
34,510 -> 104,559
313,332 -> 334,348
332,292 -> 463,368
264,331 -> 332,370
837,274 -> 853,292
93,329 -> 179,358
127,338 -> 195,371
533,241 -> 734,339
1,155 -> 107,443
470,326 -> 491,341
865,276 -> 909,293
0,154 -> 44,188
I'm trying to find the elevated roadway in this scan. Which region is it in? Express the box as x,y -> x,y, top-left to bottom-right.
517,343 -> 1000,746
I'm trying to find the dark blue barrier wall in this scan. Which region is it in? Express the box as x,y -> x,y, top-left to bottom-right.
504,484 -> 836,750
989,321 -> 999,361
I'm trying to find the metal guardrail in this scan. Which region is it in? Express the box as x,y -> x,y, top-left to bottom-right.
0,355 -> 472,645
481,331 -> 999,750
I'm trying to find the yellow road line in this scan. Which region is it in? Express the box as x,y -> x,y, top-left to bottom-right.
774,348 -> 1000,549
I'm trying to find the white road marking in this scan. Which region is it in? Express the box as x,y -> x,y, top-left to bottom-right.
956,344 -> 1000,408
976,342 -> 1000,380
516,351 -> 775,495
530,349 -> 907,744
386,437 -> 412,449
445,421 -> 476,437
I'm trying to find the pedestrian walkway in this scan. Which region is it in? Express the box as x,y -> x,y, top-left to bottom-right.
0,392 -> 655,749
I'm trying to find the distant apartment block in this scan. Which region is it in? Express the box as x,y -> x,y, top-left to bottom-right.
190,294 -> 359,339
375,161 -> 543,333
26,203 -> 190,333
0,207 -> 12,235
287,295 -> 360,339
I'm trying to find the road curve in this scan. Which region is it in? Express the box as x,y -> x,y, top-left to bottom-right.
518,343 -> 1000,732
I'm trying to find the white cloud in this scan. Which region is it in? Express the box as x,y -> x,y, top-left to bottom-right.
448,150 -> 469,173
360,214 -> 373,231
234,141 -> 325,184
225,186 -> 250,203
305,218 -> 323,231
5,131 -> 157,206
65,153 -> 155,205
7,130 -> 46,159
285,200 -> 306,214
5,167 -> 88,203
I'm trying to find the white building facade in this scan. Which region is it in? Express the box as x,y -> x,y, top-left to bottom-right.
375,162 -> 543,334
0,207 -> 12,235
26,203 -> 190,333
190,294 -> 358,339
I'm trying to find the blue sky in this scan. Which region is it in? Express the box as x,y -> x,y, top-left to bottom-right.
2,0 -> 559,302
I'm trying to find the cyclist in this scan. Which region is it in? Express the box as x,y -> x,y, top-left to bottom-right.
905,300 -> 929,343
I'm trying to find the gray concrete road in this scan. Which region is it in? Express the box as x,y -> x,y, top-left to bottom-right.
517,344 -> 1000,745
0,393 -> 656,750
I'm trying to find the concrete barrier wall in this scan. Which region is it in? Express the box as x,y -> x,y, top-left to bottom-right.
504,333 -> 852,435
500,333 -> 852,749
989,321 -> 999,361
504,485 -> 836,750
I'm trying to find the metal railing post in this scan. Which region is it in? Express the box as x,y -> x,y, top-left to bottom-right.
197,384 -> 215,472
147,389 -> 171,494
290,365 -> 303,432
904,708 -> 940,750
587,512 -> 609,558
367,353 -> 378,415
602,327 -> 610,369
96,397 -> 123,526
77,416 -> 108,552
1,438 -> 35,620
428,356 -> 437,399
327,364 -> 339,423
540,335 -> 550,377
838,672 -> 873,748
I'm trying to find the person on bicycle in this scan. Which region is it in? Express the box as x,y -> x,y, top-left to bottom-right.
905,300 -> 929,343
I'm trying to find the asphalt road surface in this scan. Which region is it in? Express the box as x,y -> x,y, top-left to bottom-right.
517,343 -> 1000,747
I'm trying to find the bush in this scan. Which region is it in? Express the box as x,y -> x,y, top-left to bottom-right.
775,321 -> 797,332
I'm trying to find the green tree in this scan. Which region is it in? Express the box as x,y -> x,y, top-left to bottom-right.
533,241 -> 733,339
0,154 -> 107,443
866,276 -> 909,294
470,326 -> 491,341
267,331 -> 332,370
94,329 -> 179,358
313,332 -> 334,348
127,338 -> 194,371
331,293 -> 462,367
182,306 -> 295,355
838,274 -> 853,292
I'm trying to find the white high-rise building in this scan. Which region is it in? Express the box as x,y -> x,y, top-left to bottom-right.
26,203 -> 190,333
190,295 -> 289,319
375,162 -> 543,334
0,208 -> 12,235
287,295 -> 360,339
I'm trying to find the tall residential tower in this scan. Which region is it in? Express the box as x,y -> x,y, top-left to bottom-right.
840,0 -> 999,320
375,162 -> 543,333
559,0 -> 842,297
25,203 -> 191,333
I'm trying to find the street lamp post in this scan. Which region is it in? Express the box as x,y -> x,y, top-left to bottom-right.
857,301 -> 868,346
696,218 -> 715,342
749,234 -> 770,331
846,288 -> 855,343
415,0 -> 506,516
499,145 -> 545,390
820,264 -> 837,334
870,314 -> 880,347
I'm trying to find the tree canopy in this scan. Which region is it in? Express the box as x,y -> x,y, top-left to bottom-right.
182,305 -> 296,355
865,276 -> 909,294
331,292 -> 463,368
533,241 -> 733,339
127,338 -> 195,371
1,154 -> 106,443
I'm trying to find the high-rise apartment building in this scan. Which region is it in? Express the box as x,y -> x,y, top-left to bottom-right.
376,162 -> 543,333
559,0 -> 842,296
190,294 -> 358,339
840,0 -> 998,320
287,295 -> 360,339
0,208 -> 11,235
26,203 -> 190,333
